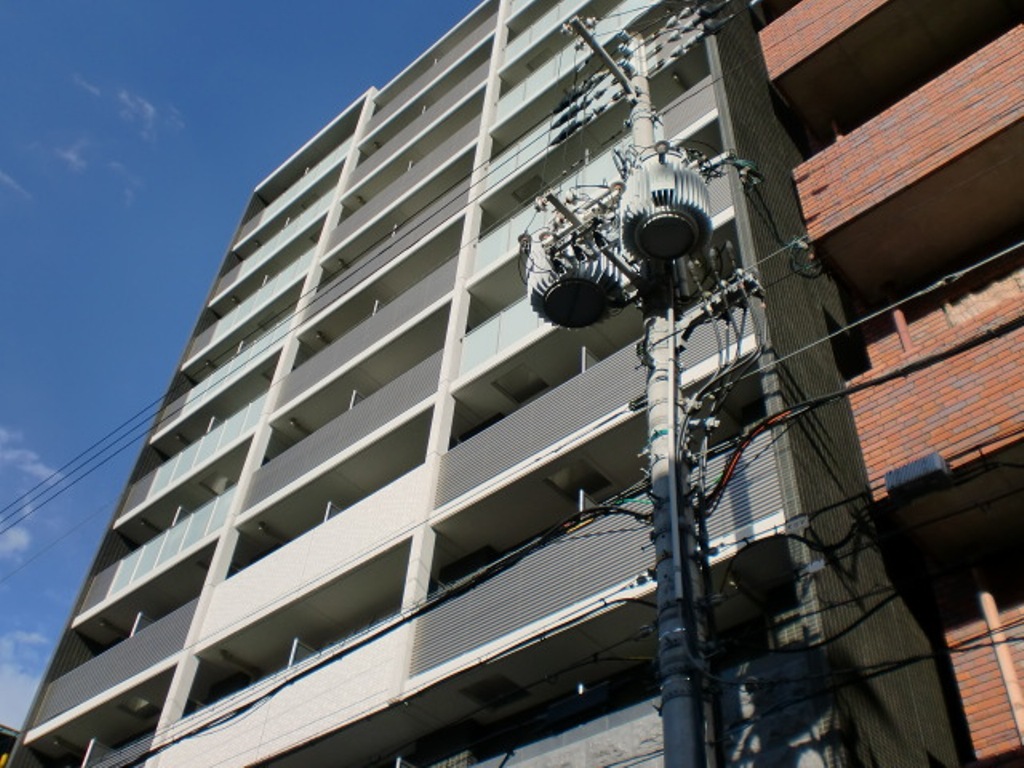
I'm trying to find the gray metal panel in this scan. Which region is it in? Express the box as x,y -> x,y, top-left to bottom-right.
661,75 -> 717,139
410,514 -> 651,675
436,343 -> 646,508
319,178 -> 471,299
435,311 -> 748,508
708,173 -> 732,216
188,324 -> 217,358
119,470 -> 155,520
246,350 -> 443,508
351,60 -> 489,189
80,562 -> 119,613
704,430 -> 784,541
280,259 -> 457,406
367,16 -> 494,132
214,259 -> 245,297
88,732 -> 154,768
330,119 -> 479,250
33,599 -> 198,726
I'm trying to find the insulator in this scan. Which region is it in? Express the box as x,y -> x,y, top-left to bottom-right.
698,0 -> 730,18
527,247 -> 626,329
621,153 -> 712,262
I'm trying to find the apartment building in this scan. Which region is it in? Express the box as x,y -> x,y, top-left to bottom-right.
760,0 -> 1024,763
15,0 -> 1017,765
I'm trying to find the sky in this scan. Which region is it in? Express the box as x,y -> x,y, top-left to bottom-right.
0,0 -> 481,730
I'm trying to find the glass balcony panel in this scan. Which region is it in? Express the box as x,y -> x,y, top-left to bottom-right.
156,520 -> 190,569
177,513 -> 205,554
204,487 -> 236,534
109,550 -> 142,595
460,314 -> 502,375
133,533 -> 165,583
460,296 -> 544,376
497,296 -> 543,349
475,204 -> 535,273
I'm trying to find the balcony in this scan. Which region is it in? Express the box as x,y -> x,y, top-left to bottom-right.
121,395 -> 264,522
442,308 -> 757,509
366,7 -> 495,136
81,489 -> 236,615
245,351 -> 442,510
793,27 -> 1024,302
32,598 -> 197,727
234,139 -> 349,247
214,191 -> 331,300
761,0 -> 1021,141
329,118 -> 479,255
188,247 -> 314,362
158,329 -> 279,431
278,259 -> 456,408
353,59 -> 489,191
204,468 -> 426,646
410,512 -> 651,675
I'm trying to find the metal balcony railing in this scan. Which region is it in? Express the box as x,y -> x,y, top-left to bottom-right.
352,60 -> 489,190
279,259 -> 457,407
367,14 -> 494,134
318,176 -> 470,289
33,598 -> 198,726
409,513 -> 651,674
245,350 -> 443,509
330,119 -> 478,253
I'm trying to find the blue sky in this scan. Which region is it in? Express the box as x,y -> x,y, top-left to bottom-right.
0,0 -> 480,729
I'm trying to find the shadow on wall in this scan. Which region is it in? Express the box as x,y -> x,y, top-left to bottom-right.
719,654 -> 832,768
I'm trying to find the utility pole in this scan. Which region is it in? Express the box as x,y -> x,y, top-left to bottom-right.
559,20 -> 710,768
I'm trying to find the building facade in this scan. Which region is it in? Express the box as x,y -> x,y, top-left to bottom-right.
13,0 -> 1020,766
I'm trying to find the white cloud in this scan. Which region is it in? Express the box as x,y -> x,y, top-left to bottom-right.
117,88 -> 158,140
72,72 -> 101,97
0,527 -> 31,560
54,139 -> 89,173
0,630 -> 48,728
0,427 -> 60,483
0,169 -> 32,200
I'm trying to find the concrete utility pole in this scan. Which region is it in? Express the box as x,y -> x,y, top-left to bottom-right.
565,20 -> 710,768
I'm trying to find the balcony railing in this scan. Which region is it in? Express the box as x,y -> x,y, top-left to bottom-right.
33,598 -> 198,726
498,0 -> 651,122
235,139 -> 350,246
83,489 -> 237,613
159,329 -> 280,430
474,203 -> 536,274
661,74 -> 716,138
330,119 -> 479,253
122,395 -> 265,519
215,192 -> 332,299
320,175 -> 471,278
205,468 -> 427,641
246,350 -> 443,509
279,259 -> 457,407
440,311 -> 755,507
189,248 -> 314,359
410,512 -> 651,674
351,60 -> 489,191
440,343 -> 644,507
460,295 -> 544,376
367,14 -> 494,134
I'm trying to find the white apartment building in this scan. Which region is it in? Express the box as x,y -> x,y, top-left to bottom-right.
15,1 -> 967,766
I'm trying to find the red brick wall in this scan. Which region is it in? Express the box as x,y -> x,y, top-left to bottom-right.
760,0 -> 888,79
848,257 -> 1024,497
934,571 -> 1024,762
792,26 -> 1024,241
